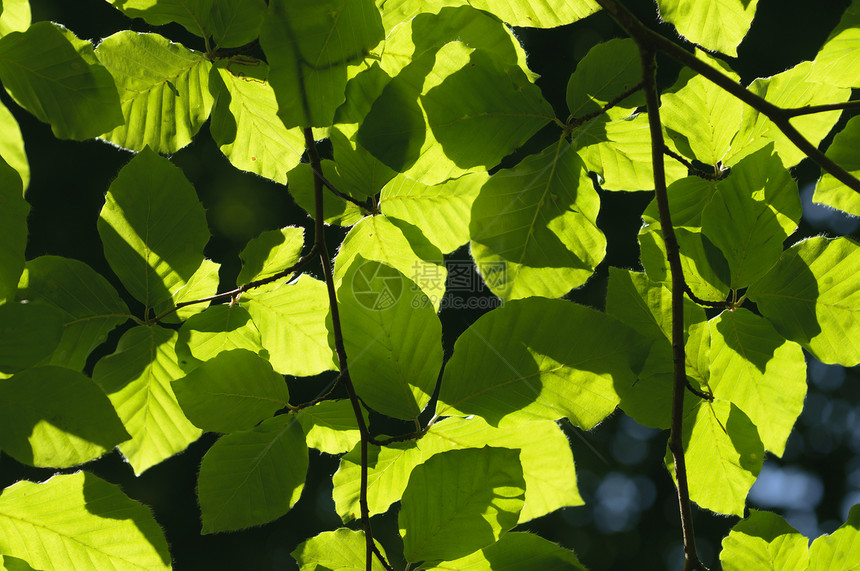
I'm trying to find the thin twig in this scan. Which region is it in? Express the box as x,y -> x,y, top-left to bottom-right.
682,283 -> 734,310
148,247 -> 318,324
303,127 -> 394,571
308,164 -> 379,215
567,80 -> 645,128
595,0 -> 860,196
783,99 -> 860,118
663,146 -> 728,181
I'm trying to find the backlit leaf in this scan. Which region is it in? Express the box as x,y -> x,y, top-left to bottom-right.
178,304 -> 264,362
297,400 -> 365,455
655,0 -> 758,57
237,226 -> 305,291
211,0 -> 266,48
811,1 -> 860,88
0,156 -> 26,302
566,38 -> 643,121
104,0 -> 213,37
815,114 -> 860,216
292,529 -> 388,571
0,0 -> 30,37
808,503 -> 860,570
425,532 -> 586,570
0,98 -> 28,189
720,510 -> 809,571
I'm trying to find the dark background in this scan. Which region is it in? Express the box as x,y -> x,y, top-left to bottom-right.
2,1 -> 859,569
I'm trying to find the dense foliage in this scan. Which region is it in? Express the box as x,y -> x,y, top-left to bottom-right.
0,0 -> 859,569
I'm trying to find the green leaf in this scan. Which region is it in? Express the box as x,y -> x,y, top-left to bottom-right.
0,98 -> 28,189
333,417 -> 581,524
261,0 -> 384,128
420,42 -> 554,171
178,304 -> 264,362
0,302 -> 63,374
0,0 -> 30,37
297,400 -> 365,455
667,398 -> 763,516
455,0 -> 598,28
0,156 -> 26,302
655,0 -> 758,57
237,226 -> 305,290
337,258 -> 442,420
104,0 -> 213,37
720,510 -> 810,571
173,349 -> 288,432
0,554 -> 41,571
92,325 -> 202,475
578,112 -> 688,191
211,0 -> 266,48
810,1 -> 860,88
566,38 -> 643,120
158,258 -> 220,323
17,256 -> 131,371
809,503 -> 860,570
334,215 -> 447,310
728,61 -> 850,168
198,414 -> 308,533
661,56 -> 745,168
0,22 -> 123,139
470,141 -> 605,300
425,532 -> 587,570
95,31 -> 213,153
286,160 -> 367,226
244,274 -> 338,376
98,147 -> 210,313
292,529 -> 388,571
701,145 -> 801,289
0,366 -> 129,467
708,308 -> 806,456
438,298 -> 641,428
0,472 -> 171,570
747,237 -> 860,366
815,114 -> 860,216
380,171 -> 486,254
330,124 -> 396,197
209,60 -> 305,184
400,447 -> 525,563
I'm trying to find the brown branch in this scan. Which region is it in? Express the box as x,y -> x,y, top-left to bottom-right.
663,146 -> 728,181
783,99 -> 860,118
567,80 -> 645,128
148,248 -> 318,324
308,164 -> 379,215
303,127 -> 393,571
595,0 -> 860,196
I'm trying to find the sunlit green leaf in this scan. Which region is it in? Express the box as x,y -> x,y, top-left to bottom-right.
96,31 -> 213,153
0,302 -> 63,374
0,156 -> 26,303
198,414 -> 308,533
211,0 -> 266,48
292,529 -> 388,571
0,367 -> 129,467
297,400 -> 365,455
337,258 -> 442,420
655,0 -> 758,57
400,447 -> 525,563
470,141 -> 605,300
286,159 -> 368,226
566,38 -> 643,121
237,226 -> 305,291
17,256 -> 131,370
815,114 -> 860,216
0,0 -> 30,37
425,532 -> 587,570
98,147 -> 210,313
0,472 -> 170,570
701,146 -> 801,288
104,0 -> 213,37
811,1 -> 860,88
720,510 -> 809,571
173,349 -> 288,433
747,237 -> 860,366
261,0 -> 384,128
0,22 -> 123,139
209,61 -> 305,184
178,304 -> 264,362
244,274 -> 338,376
809,503 -> 860,570
156,258 -> 220,324
92,325 -> 202,474
438,298 -> 643,428
0,98 -> 28,189
667,398 -> 763,516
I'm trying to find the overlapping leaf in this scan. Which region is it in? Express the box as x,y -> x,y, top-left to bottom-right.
178,304 -> 263,363
98,148 -> 211,313
17,256 -> 131,370
0,156 -> 26,303
209,61 -> 305,184
292,529 -> 388,571
243,274 -> 338,376
808,504 -> 860,569
197,414 -> 308,533
425,532 -> 586,570
104,0 -> 213,37
236,226 -> 304,291
470,141 -> 605,300
211,0 -> 266,48
0,99 -> 28,189
0,367 -> 129,467
720,510 -> 810,570
814,114 -> 860,216
0,472 -> 171,571
286,159 -> 368,226
566,38 -> 643,121
0,303 -> 62,374
747,236 -> 860,366
0,22 -> 123,139
333,416 -> 582,524
399,447 -> 525,563
96,31 -> 213,153
92,325 -> 202,474
337,258 -> 442,420
810,0 -> 860,88
297,400 -> 365,455
655,0 -> 758,57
